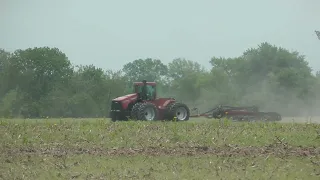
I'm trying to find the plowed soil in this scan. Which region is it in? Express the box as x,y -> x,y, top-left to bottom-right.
4,145 -> 320,157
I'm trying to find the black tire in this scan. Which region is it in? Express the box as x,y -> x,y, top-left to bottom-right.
169,103 -> 190,121
137,102 -> 158,121
131,102 -> 143,120
164,102 -> 175,120
110,112 -> 122,122
212,108 -> 224,119
111,114 -> 117,122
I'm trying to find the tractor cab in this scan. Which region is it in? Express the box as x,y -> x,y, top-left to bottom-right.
133,81 -> 157,100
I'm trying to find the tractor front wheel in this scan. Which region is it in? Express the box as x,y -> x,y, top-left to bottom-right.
137,103 -> 158,121
169,103 -> 190,121
131,102 -> 143,120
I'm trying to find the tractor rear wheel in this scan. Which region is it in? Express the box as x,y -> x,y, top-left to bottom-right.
137,102 -> 158,121
164,102 -> 175,120
131,102 -> 143,120
169,103 -> 190,121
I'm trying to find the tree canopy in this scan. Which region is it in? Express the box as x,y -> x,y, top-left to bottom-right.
0,42 -> 319,118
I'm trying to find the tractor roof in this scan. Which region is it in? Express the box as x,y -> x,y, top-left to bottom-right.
133,82 -> 156,86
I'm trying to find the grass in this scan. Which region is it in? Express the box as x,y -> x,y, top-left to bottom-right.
0,117 -> 319,179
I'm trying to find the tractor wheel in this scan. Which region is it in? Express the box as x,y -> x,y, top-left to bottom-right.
169,103 -> 190,121
110,113 -> 125,122
131,103 -> 143,120
111,113 -> 117,122
137,102 -> 158,121
164,102 -> 175,120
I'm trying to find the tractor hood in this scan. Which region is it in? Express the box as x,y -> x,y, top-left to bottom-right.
112,93 -> 138,102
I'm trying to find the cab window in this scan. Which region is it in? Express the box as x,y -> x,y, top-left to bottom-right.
146,85 -> 155,98
135,85 -> 155,99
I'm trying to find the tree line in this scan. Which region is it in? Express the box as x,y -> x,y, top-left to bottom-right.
1,42 -> 320,118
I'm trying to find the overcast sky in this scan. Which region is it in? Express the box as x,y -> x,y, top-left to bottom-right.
1,0 -> 320,72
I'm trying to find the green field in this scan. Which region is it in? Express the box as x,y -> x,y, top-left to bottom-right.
0,118 -> 319,179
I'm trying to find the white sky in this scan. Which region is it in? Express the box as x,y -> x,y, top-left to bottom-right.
1,0 -> 320,72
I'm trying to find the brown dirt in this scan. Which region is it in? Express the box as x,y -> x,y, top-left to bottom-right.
3,145 -> 320,157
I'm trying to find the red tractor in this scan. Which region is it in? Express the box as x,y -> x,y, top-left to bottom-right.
109,80 -> 190,121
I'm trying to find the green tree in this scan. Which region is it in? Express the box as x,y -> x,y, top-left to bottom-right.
0,89 -> 19,118
167,58 -> 205,104
122,58 -> 168,83
8,47 -> 73,117
0,49 -> 15,99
